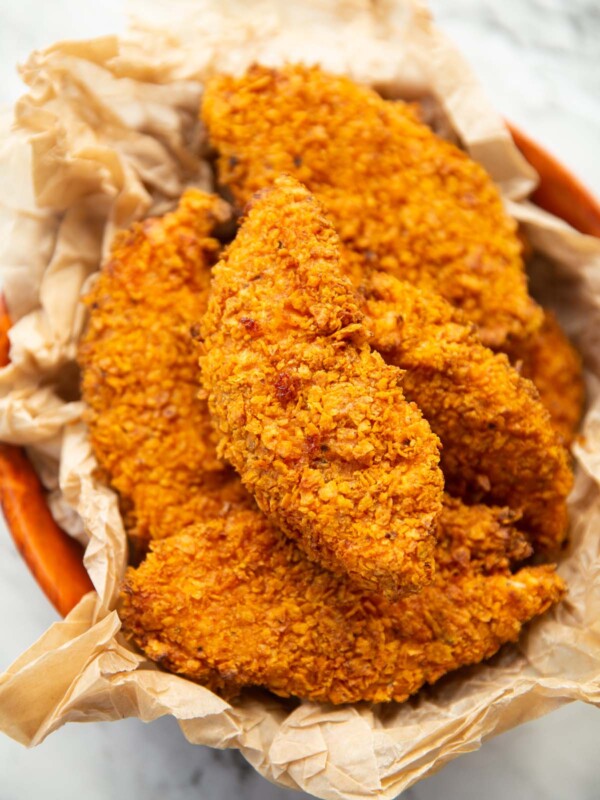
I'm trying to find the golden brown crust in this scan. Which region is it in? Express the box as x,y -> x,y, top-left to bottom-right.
434,496 -> 532,573
199,177 -> 444,597
120,502 -> 564,705
78,190 -> 248,547
504,312 -> 585,445
364,271 -> 573,554
202,64 -> 542,348
77,193 -> 565,705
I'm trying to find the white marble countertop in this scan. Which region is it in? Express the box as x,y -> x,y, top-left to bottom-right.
1,2 -> 599,798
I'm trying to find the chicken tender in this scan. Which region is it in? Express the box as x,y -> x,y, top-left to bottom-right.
200,176 -> 444,597
435,497 -> 531,573
505,312 -> 584,445
365,271 -> 573,554
78,190 -> 248,554
202,64 -> 542,348
79,192 -> 564,706
120,501 -> 564,705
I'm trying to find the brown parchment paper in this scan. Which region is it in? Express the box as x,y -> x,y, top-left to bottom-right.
0,2 -> 599,797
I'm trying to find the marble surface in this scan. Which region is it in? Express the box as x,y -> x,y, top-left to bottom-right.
1,1 -> 599,798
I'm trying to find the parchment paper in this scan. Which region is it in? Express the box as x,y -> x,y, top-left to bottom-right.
0,2 -> 599,798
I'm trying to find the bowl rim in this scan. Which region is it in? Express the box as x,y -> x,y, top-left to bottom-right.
509,124 -> 600,238
1,126 -> 599,618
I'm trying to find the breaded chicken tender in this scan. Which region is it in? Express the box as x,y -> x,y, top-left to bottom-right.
78,190 -> 248,554
80,192 -> 564,706
202,64 -> 542,348
435,496 -> 532,573
364,271 -> 573,554
120,501 -> 564,705
505,312 -> 584,445
199,176 -> 444,597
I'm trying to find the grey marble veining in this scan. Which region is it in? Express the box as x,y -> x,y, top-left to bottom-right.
428,0 -> 600,193
1,1 -> 600,798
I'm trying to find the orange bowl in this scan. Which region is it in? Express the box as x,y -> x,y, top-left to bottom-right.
1,128 -> 599,618
0,301 -> 93,616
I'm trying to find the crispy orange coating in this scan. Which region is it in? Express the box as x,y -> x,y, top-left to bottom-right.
364,271 -> 573,554
200,177 -> 444,597
434,496 -> 532,573
78,192 -> 564,705
120,500 -> 564,705
78,190 -> 248,551
505,312 -> 584,445
202,64 -> 542,348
